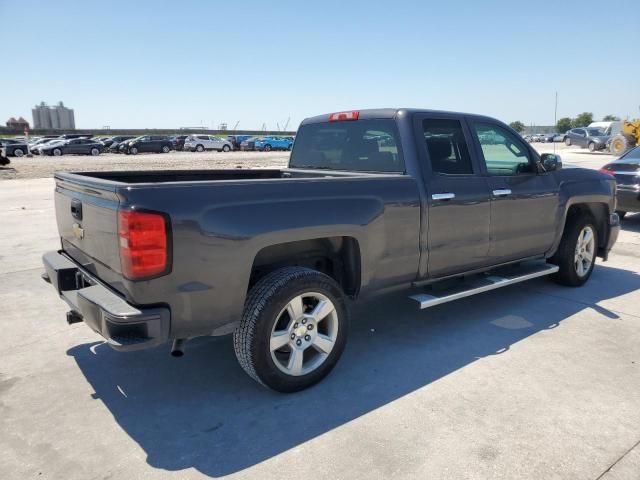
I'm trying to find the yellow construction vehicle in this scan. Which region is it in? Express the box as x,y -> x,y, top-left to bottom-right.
609,119 -> 640,155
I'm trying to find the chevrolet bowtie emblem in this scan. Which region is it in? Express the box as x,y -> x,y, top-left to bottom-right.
72,223 -> 84,239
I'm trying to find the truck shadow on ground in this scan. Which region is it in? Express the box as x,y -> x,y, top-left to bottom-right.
67,263 -> 640,477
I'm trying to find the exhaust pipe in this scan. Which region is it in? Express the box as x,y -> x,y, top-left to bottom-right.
171,339 -> 187,357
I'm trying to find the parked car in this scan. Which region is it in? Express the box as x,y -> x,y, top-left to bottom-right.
107,136 -> 137,153
169,135 -> 188,151
43,108 -> 620,392
0,139 -> 28,157
31,138 -> 66,155
542,133 -> 558,143
564,128 -> 610,151
226,135 -> 252,151
240,137 -> 260,151
600,146 -> 640,219
553,133 -> 566,142
184,135 -> 232,152
254,136 -> 293,151
119,135 -> 172,155
40,138 -> 104,156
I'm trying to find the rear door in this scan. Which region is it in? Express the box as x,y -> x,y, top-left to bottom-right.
413,114 -> 492,278
469,120 -> 559,263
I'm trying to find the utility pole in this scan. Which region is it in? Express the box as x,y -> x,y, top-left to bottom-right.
554,91 -> 558,154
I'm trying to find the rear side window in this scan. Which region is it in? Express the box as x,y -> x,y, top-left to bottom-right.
197,135 -> 209,140
290,119 -> 403,172
422,119 -> 473,174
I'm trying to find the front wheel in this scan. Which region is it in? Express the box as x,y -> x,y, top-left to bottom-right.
129,147 -> 138,155
14,148 -> 24,157
53,148 -> 63,156
234,267 -> 348,392
162,145 -> 170,153
264,144 -> 272,152
588,142 -> 596,152
565,138 -> 571,146
549,216 -> 597,286
90,148 -> 100,156
222,144 -> 231,152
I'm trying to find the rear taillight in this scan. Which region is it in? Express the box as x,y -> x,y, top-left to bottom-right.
329,111 -> 360,122
599,167 -> 614,177
118,209 -> 169,280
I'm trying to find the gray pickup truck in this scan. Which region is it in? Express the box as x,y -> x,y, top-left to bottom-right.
43,108 -> 620,392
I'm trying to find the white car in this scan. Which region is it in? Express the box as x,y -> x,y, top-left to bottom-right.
184,135 -> 233,152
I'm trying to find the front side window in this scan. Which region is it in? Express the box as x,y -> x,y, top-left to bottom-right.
473,123 -> 534,176
422,118 -> 473,175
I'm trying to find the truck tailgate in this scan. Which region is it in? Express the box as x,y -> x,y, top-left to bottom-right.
55,175 -> 122,277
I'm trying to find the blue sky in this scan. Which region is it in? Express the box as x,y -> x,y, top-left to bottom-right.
1,0 -> 638,130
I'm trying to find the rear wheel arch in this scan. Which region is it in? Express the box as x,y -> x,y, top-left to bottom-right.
249,236 -> 362,298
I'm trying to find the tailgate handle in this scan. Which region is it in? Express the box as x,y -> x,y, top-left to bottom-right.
71,199 -> 83,221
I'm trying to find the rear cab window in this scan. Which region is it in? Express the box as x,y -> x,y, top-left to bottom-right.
290,119 -> 404,172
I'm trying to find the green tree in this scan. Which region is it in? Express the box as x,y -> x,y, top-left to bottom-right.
602,114 -> 620,121
571,112 -> 594,128
556,117 -> 572,133
509,121 -> 525,133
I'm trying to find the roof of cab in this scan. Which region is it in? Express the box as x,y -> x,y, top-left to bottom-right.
300,108 -> 498,125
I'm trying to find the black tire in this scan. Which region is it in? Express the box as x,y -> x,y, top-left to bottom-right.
616,210 -> 627,220
129,147 -> 138,155
53,148 -> 63,156
234,267 -> 349,392
264,144 -> 272,152
222,144 -> 231,152
588,142 -> 596,152
549,215 -> 598,286
14,148 -> 24,157
90,148 -> 100,156
196,144 -> 204,152
565,137 -> 571,146
287,144 -> 292,151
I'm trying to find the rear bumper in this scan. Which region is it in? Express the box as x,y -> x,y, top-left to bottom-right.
616,188 -> 640,213
42,251 -> 170,352
601,213 -> 620,260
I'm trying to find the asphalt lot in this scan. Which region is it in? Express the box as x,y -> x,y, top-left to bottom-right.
1,145 -> 639,479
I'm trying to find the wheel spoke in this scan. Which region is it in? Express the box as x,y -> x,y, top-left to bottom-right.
582,229 -> 592,246
312,333 -> 335,354
310,299 -> 335,323
286,348 -> 304,375
286,295 -> 304,321
270,331 -> 290,352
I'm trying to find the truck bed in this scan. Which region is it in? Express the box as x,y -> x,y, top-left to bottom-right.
61,168 -> 377,185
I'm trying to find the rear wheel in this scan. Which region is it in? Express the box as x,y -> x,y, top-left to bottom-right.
234,267 -> 348,392
264,144 -> 272,152
129,146 -> 138,155
53,148 -> 62,156
222,144 -> 231,152
162,145 -> 170,153
549,216 -> 597,286
565,137 -> 571,146
196,144 -> 204,152
14,148 -> 24,157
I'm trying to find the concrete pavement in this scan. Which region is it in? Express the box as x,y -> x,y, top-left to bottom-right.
1,166 -> 639,479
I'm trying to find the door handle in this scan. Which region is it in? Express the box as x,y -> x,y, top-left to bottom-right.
492,189 -> 512,197
432,193 -> 455,201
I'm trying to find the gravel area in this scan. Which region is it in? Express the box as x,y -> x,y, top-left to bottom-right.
0,143 -> 615,181
0,151 -> 290,180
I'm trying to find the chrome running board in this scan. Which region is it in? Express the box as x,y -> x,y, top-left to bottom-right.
410,261 -> 559,309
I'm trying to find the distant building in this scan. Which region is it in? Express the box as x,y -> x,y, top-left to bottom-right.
6,116 -> 30,131
32,101 -> 76,130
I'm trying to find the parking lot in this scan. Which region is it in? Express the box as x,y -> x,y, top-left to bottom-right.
1,145 -> 639,479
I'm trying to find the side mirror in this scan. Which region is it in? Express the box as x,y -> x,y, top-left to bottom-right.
540,153 -> 562,172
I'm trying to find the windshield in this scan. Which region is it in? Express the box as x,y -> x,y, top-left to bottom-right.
586,128 -> 605,136
290,119 -> 404,172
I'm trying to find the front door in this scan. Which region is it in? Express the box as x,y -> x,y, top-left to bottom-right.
469,121 -> 559,263
415,115 -> 492,278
